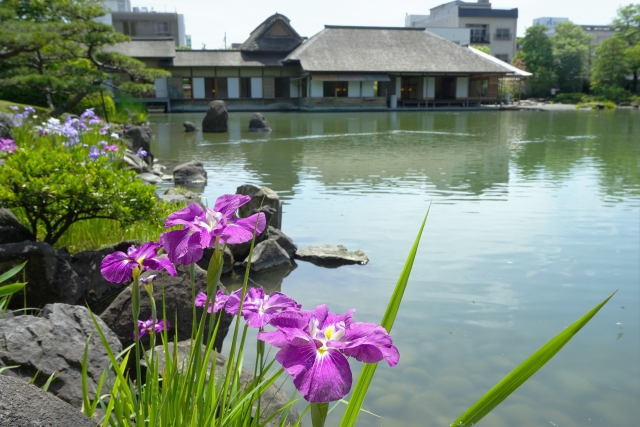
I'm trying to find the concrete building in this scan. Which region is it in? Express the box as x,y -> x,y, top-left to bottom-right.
533,17 -> 615,45
98,1 -> 186,47
405,0 -> 518,63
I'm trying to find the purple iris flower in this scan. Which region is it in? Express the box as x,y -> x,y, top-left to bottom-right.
136,147 -> 147,158
0,138 -> 17,154
159,196 -> 266,265
81,108 -> 96,120
88,145 -> 104,161
104,144 -> 119,152
226,287 -> 301,328
9,106 -> 19,111
195,290 -> 229,313
136,317 -> 169,339
100,241 -> 177,283
24,106 -> 36,114
258,304 -> 400,403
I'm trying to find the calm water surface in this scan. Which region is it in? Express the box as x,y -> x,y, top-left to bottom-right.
148,110 -> 640,427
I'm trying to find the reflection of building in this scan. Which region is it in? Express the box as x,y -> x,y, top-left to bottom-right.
109,13 -> 526,112
99,1 -> 186,46
405,0 -> 518,63
533,17 -> 615,45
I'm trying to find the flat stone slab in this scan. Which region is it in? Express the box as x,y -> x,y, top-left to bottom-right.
295,244 -> 369,268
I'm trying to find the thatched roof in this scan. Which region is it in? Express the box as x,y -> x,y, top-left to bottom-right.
104,39 -> 175,58
285,26 -> 513,74
239,13 -> 303,53
172,51 -> 288,67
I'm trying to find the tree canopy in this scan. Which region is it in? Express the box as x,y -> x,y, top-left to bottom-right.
0,0 -> 169,116
516,24 -> 555,96
552,22 -> 591,93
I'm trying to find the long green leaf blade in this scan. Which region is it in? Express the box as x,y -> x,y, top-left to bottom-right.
340,207 -> 429,427
0,262 -> 27,284
0,282 -> 26,298
450,290 -> 617,427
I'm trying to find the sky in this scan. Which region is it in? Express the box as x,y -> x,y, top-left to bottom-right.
130,0 -> 627,49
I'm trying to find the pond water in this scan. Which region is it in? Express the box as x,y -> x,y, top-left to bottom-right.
148,110 -> 640,427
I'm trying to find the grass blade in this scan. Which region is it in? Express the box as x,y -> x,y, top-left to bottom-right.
340,206 -> 429,427
0,282 -> 26,298
450,290 -> 617,427
0,262 -> 26,284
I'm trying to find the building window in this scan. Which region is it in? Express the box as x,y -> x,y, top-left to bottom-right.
323,81 -> 348,97
274,77 -> 290,98
495,28 -> 511,40
467,24 -> 488,43
182,78 -> 192,99
155,22 -> 170,36
240,77 -> 252,98
204,78 -> 228,99
495,54 -> 509,63
123,21 -> 137,36
401,77 -> 419,100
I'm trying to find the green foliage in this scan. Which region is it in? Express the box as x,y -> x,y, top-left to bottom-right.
576,100 -> 617,109
593,85 -> 633,104
0,127 -> 164,245
0,0 -> 169,116
471,45 -> 490,54
0,84 -> 66,109
451,291 -> 616,427
114,93 -> 148,124
71,92 -> 117,122
553,21 -> 591,93
553,92 -> 587,104
0,262 -> 26,315
516,24 -> 555,96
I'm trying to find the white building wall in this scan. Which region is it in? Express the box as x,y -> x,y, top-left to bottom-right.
154,77 -> 168,98
348,81 -> 361,98
192,77 -> 205,99
424,27 -> 470,45
361,81 -> 375,97
227,77 -> 239,98
251,77 -> 263,98
289,80 -> 299,98
177,14 -> 186,46
458,16 -> 517,60
427,77 -> 435,99
456,77 -> 469,98
310,80 -> 323,98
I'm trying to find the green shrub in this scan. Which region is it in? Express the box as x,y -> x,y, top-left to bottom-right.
593,86 -> 632,104
553,92 -> 587,104
71,92 -> 117,121
0,86 -> 66,109
115,93 -> 148,124
576,101 -> 616,110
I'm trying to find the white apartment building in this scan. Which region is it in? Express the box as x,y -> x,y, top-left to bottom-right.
405,0 -> 518,63
533,17 -> 615,45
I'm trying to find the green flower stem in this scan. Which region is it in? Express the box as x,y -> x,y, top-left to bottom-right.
311,402 -> 329,427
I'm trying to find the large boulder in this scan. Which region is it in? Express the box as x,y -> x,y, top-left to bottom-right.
248,112 -> 271,132
202,100 -> 228,133
99,264 -> 232,352
242,240 -> 291,272
0,123 -> 13,140
183,121 -> 199,132
0,375 -> 96,427
196,246 -> 234,275
295,244 -> 369,268
161,188 -> 202,205
137,172 -> 163,184
173,161 -> 207,185
147,340 -> 299,426
0,241 -> 84,308
0,209 -> 35,245
125,125 -> 154,165
122,148 -> 151,173
266,226 -> 297,258
68,240 -> 140,312
0,303 -> 122,408
236,185 -> 282,230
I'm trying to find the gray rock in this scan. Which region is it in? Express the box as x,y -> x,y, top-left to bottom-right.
183,121 -> 199,132
99,264 -> 232,352
68,240 -> 140,312
196,246 -> 234,275
0,241 -> 84,308
152,163 -> 166,176
125,125 -> 154,165
137,172 -> 163,184
161,188 -> 202,205
173,161 -> 207,184
0,123 -> 13,140
0,375 -> 96,427
242,240 -> 291,272
295,244 -> 369,268
0,209 -> 35,245
0,303 -> 122,409
248,112 -> 272,132
0,112 -> 13,129
236,184 -> 282,230
202,100 -> 228,133
266,226 -> 297,258
146,340 -> 299,426
122,148 -> 151,173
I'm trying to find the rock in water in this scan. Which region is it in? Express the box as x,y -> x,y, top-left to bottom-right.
0,375 -> 96,427
183,121 -> 199,132
202,100 -> 228,132
236,184 -> 282,230
0,303 -> 122,408
295,244 -> 369,268
173,160 -> 207,184
125,125 -> 154,165
242,240 -> 291,272
248,112 -> 271,132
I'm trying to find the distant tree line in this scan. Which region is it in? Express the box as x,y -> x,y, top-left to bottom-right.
515,4 -> 640,102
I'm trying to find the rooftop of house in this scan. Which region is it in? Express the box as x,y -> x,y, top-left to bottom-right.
285,26 -> 513,74
239,13 -> 304,53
